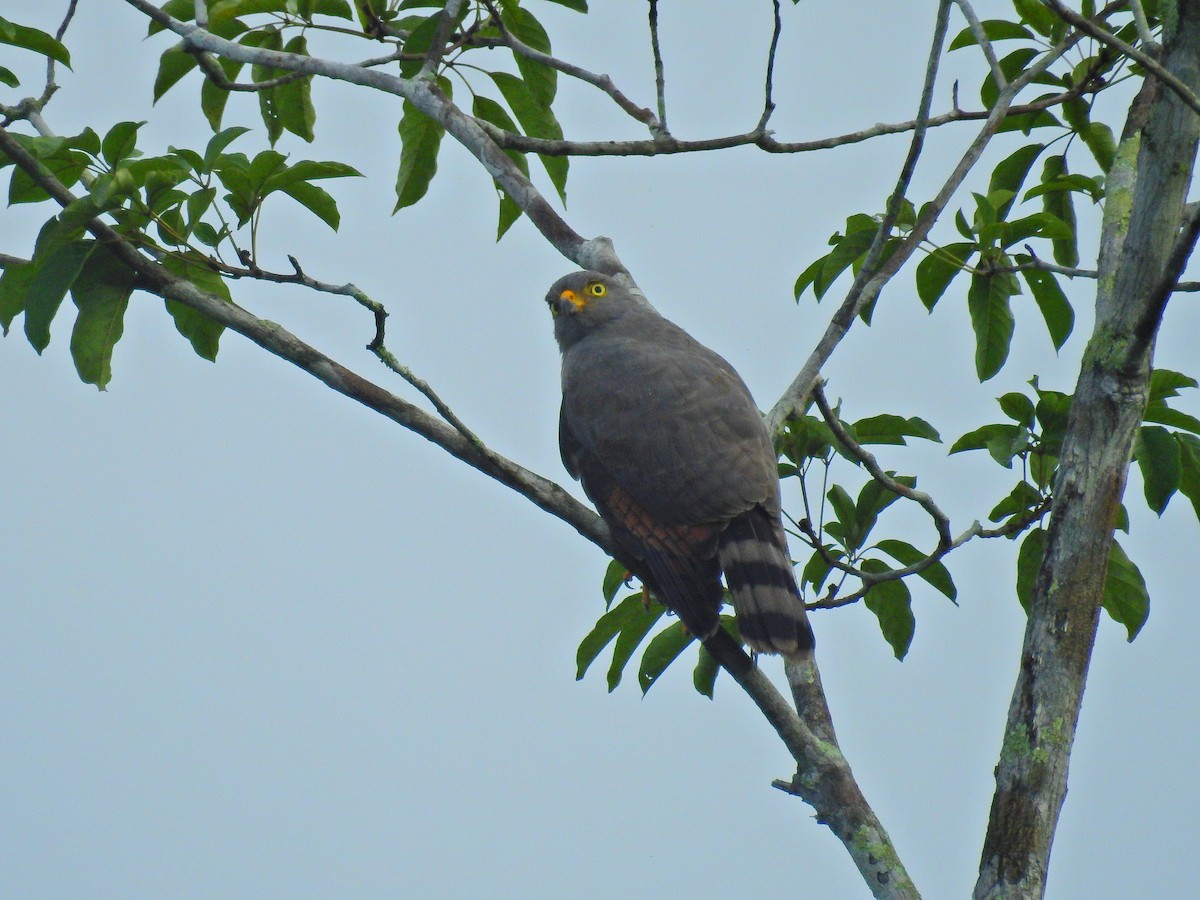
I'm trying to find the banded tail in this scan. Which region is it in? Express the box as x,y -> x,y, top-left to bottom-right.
719,507 -> 815,658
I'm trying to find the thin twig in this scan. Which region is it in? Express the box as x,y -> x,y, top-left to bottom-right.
481,0 -> 661,133
756,0 -> 783,133
813,385 -> 952,547
647,0 -> 669,135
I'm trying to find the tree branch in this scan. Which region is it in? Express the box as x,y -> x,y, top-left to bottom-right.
481,0 -> 661,134
121,0 -> 622,274
0,110 -> 919,895
974,6 -> 1200,894
647,0 -> 669,135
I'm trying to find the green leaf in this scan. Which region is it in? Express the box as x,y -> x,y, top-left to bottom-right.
0,260 -> 35,333
1142,404 -> 1200,436
826,484 -> 861,550
851,414 -> 941,445
693,644 -> 719,699
394,83 -> 450,211
246,27 -> 285,144
0,16 -> 72,67
1149,368 -> 1198,403
1176,434 -> 1200,524
988,143 -> 1044,220
69,245 -> 135,389
544,0 -> 588,10
949,422 -> 1026,467
1135,425 -> 1181,515
281,181 -> 341,230
638,621 -> 696,694
793,256 -> 825,301
968,270 -> 1016,381
981,48 -> 1038,108
201,56 -> 245,131
948,19 -> 1034,50
575,594 -> 657,682
277,35 -> 316,141
397,13 -> 444,78
162,253 -> 230,361
989,480 -> 1044,523
999,392 -> 1036,427
1103,541 -> 1149,641
154,46 -> 198,102
1013,0 -> 1061,37
24,240 -> 96,353
490,71 -> 568,202
203,126 -> 252,171
1041,155 -> 1079,267
1018,262 -> 1074,350
862,559 -> 915,659
916,242 -> 975,310
815,224 -> 877,298
101,121 -> 145,168
601,559 -> 630,607
875,538 -> 957,603
506,7 -> 557,106
856,474 -> 915,535
1015,527 -> 1045,611
1081,121 -> 1117,173
0,65 -> 19,88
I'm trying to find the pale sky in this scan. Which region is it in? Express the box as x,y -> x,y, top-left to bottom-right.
2,2 -> 1198,898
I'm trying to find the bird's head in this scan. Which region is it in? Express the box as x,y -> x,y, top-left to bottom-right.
545,271 -> 642,349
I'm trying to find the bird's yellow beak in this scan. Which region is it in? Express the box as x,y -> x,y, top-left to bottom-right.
560,288 -> 588,312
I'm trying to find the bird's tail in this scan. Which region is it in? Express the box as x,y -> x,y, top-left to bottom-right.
718,508 -> 815,658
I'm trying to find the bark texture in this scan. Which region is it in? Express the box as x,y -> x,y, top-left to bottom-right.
974,7 -> 1200,898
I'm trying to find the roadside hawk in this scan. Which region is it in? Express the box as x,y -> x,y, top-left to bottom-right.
546,270 -> 814,659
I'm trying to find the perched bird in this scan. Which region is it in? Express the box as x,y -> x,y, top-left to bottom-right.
546,270 -> 814,660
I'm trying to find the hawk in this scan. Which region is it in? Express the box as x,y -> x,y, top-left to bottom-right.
546,270 -> 814,660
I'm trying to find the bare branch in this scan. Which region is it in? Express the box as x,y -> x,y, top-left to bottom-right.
813,385 -> 952,546
757,0 -> 783,133
480,83 -> 1105,157
0,121 -> 612,560
481,0 -> 661,134
647,0 -> 669,134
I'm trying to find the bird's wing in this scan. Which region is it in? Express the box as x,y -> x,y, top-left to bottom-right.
560,314 -> 779,526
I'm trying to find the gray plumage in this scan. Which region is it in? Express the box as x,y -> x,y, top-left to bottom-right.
546,270 -> 814,658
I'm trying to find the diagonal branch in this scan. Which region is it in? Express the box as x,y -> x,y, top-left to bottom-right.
0,116 -> 919,896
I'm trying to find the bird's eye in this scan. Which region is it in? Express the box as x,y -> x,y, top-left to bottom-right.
587,282 -> 607,297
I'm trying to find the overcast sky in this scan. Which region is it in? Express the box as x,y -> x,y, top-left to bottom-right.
3,2 -> 1198,898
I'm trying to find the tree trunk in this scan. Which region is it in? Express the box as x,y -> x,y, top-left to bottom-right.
974,7 -> 1200,898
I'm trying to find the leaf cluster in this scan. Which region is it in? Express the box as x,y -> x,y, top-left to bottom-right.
149,0 -> 580,238
0,121 -> 358,384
